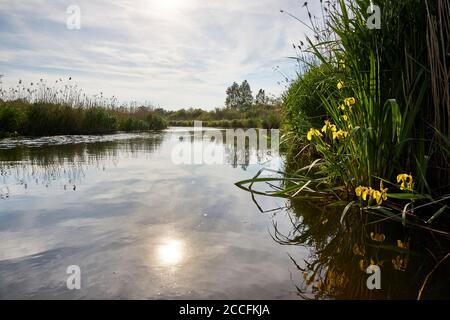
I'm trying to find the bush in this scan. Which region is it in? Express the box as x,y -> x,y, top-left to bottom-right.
146,114 -> 167,131
244,118 -> 261,128
118,117 -> 146,131
0,103 -> 26,136
282,64 -> 333,134
231,119 -> 240,128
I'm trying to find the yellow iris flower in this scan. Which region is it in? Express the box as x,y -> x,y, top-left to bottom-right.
355,186 -> 372,200
372,190 -> 383,205
392,256 -> 408,271
370,232 -> 386,242
397,240 -> 408,249
344,97 -> 356,107
355,180 -> 389,205
321,120 -> 337,133
332,130 -> 348,140
379,180 -> 388,201
396,173 -> 414,191
355,186 -> 364,197
307,128 -> 322,141
337,81 -> 345,90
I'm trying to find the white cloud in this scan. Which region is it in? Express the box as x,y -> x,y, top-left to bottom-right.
0,0 -> 321,109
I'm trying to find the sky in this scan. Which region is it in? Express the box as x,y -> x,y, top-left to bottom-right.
0,0 -> 322,110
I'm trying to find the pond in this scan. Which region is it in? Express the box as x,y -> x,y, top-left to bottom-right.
0,128 -> 449,299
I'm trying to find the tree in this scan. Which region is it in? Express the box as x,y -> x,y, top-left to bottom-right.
237,80 -> 253,112
255,89 -> 268,106
225,82 -> 240,109
225,80 -> 254,112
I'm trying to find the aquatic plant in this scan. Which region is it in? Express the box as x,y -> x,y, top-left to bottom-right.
237,0 -> 450,238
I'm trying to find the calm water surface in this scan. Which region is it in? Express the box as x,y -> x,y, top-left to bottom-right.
0,128 -> 305,299
1,128 -> 450,300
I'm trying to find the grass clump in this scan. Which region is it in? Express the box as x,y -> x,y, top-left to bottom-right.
0,78 -> 167,137
237,0 -> 450,231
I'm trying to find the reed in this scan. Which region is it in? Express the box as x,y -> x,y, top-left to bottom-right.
0,78 -> 167,137
237,0 -> 450,231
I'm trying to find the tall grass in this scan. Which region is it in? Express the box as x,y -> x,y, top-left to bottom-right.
237,0 -> 450,231
0,78 -> 167,137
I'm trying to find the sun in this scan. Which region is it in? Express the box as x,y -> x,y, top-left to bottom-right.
162,0 -> 183,8
153,0 -> 193,12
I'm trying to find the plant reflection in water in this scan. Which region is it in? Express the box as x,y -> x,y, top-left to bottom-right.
270,198 -> 450,299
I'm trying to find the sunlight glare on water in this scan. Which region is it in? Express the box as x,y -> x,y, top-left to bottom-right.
156,239 -> 185,266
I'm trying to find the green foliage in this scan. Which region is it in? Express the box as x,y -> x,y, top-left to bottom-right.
236,80 -> 253,112
0,100 -> 167,137
225,80 -> 274,112
283,64 -> 333,134
280,0 -> 449,192
0,102 -> 26,137
146,114 -> 167,131
239,0 -> 450,229
167,104 -> 282,129
255,89 -> 268,106
0,77 -> 169,137
225,82 -> 240,109
24,103 -> 84,135
118,117 -> 147,132
83,107 -> 118,134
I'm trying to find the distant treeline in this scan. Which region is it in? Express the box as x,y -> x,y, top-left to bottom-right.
155,80 -> 283,129
163,105 -> 282,129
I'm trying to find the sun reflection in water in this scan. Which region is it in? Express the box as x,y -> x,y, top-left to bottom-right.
156,239 -> 184,266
